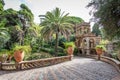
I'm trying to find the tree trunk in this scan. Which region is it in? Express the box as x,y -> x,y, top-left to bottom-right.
55,32 -> 59,56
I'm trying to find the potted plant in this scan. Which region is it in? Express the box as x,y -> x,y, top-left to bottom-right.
95,45 -> 106,60
64,42 -> 75,56
0,49 -> 8,63
13,45 -> 31,62
6,50 -> 14,63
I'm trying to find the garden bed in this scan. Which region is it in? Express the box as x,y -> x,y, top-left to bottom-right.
0,55 -> 72,71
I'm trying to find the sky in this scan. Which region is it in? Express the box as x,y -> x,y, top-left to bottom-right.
4,0 -> 92,24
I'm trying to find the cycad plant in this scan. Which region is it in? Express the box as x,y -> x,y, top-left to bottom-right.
41,8 -> 73,56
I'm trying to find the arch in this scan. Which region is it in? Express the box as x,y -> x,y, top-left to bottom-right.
89,38 -> 95,48
81,38 -> 87,48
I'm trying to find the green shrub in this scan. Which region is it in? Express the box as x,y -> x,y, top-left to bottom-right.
57,52 -> 67,56
95,45 -> 106,51
74,47 -> 78,55
59,37 -> 67,48
49,49 -> 55,55
25,52 -> 53,60
63,42 -> 75,54
111,53 -> 118,59
0,49 -> 8,56
13,45 -> 32,55
63,42 -> 75,49
40,48 -> 49,53
58,46 -> 64,52
43,43 -> 51,48
40,48 -> 55,55
70,35 -> 75,42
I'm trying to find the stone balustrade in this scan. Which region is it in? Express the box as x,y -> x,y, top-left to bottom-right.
86,55 -> 120,73
0,56 -> 72,71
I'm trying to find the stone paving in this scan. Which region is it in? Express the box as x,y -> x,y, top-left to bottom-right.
0,57 -> 120,80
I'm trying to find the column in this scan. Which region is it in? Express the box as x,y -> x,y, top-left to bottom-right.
86,37 -> 90,55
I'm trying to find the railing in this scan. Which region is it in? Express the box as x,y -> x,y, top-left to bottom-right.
86,55 -> 120,73
0,56 -> 72,71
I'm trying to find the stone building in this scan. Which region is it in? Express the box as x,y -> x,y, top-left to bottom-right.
75,22 -> 101,55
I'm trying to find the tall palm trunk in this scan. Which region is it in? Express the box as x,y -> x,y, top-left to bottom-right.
55,32 -> 59,56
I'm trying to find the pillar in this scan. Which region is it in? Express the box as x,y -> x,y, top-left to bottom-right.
86,37 -> 90,55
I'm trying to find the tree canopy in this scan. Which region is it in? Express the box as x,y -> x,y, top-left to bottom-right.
92,23 -> 101,36
67,16 -> 84,24
0,0 -> 4,14
0,1 -> 34,49
87,0 -> 120,39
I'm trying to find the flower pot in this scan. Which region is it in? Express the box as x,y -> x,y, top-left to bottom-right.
14,50 -> 24,62
96,48 -> 103,55
96,48 -> 103,60
67,46 -> 74,55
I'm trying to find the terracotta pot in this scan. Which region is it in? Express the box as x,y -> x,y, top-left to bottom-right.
14,50 -> 24,62
96,48 -> 103,55
67,46 -> 74,55
96,48 -> 103,60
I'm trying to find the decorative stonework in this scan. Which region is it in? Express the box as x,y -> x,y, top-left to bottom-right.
0,56 -> 72,71
75,22 -> 101,55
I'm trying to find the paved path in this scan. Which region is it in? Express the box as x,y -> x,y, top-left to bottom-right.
0,57 -> 120,80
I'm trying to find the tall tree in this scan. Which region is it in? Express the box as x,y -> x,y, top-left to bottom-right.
41,8 -> 73,55
67,16 -> 84,24
18,4 -> 34,45
92,23 -> 101,36
0,0 -> 5,27
3,8 -> 19,26
0,0 -> 4,14
87,0 -> 120,39
0,2 -> 34,48
67,16 -> 84,34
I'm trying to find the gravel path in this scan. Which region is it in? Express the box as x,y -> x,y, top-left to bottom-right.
0,57 -> 120,80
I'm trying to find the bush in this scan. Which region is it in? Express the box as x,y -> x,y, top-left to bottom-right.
40,46 -> 64,56
40,48 -> 55,55
49,49 -> 55,55
63,42 -> 75,54
57,52 -> 67,56
13,45 -> 31,55
74,47 -> 79,55
111,53 -> 118,59
40,48 -> 49,53
25,52 -> 53,60
70,35 -> 75,42
63,42 -> 75,49
95,45 -> 106,51
58,46 -> 64,52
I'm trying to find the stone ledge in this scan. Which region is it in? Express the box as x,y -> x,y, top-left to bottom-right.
87,55 -> 120,73
0,55 -> 72,71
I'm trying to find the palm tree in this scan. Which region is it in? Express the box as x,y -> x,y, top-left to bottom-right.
40,8 -> 73,55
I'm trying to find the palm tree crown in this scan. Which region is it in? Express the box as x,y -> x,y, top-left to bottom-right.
41,7 -> 73,55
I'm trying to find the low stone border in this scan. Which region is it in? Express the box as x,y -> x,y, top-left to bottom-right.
0,55 -> 72,71
87,55 -> 120,73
